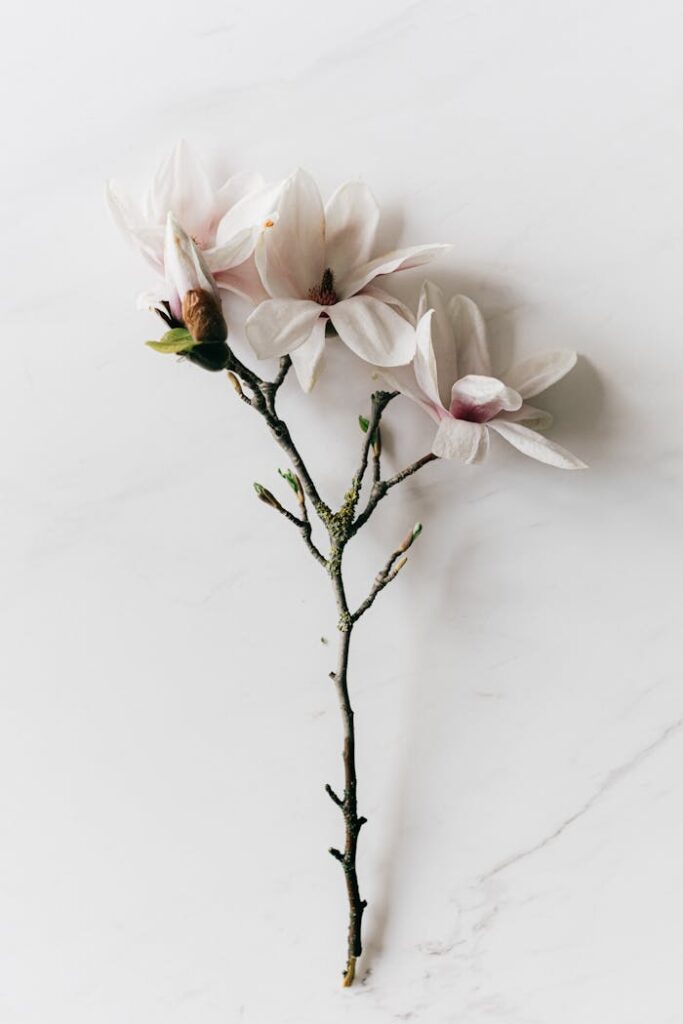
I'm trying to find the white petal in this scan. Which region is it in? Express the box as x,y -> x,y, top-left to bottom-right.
361,285 -> 416,325
432,418 -> 490,463
376,362 -> 443,423
255,169 -> 325,299
489,420 -> 587,469
505,350 -> 577,399
145,140 -> 217,246
106,181 -> 164,271
417,281 -> 458,406
245,299 -> 322,359
339,243 -> 450,299
413,310 -> 442,407
290,318 -> 327,392
136,287 -> 167,311
214,181 -> 284,247
215,171 -> 265,219
324,181 -> 379,292
450,374 -> 522,420
204,227 -> 259,274
164,214 -> 219,316
214,256 -> 270,304
449,294 -> 491,377
326,295 -> 417,367
497,403 -> 553,430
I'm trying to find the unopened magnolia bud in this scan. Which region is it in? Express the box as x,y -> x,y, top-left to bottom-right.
372,429 -> 382,458
253,483 -> 282,511
227,371 -> 245,397
392,556 -> 408,577
398,522 -> 423,553
181,288 -> 227,343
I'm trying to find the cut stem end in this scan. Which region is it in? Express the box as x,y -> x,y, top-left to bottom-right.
342,956 -> 357,987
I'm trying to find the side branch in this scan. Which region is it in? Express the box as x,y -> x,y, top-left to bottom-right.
254,483 -> 328,568
353,391 -> 397,500
351,522 -> 422,622
225,347 -> 328,518
351,452 -> 438,536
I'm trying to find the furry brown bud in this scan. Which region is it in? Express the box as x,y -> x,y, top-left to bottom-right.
181,288 -> 228,343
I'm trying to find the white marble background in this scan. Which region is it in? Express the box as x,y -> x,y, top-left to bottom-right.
2,1 -> 682,1021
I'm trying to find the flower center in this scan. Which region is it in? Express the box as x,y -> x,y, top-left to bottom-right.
308,268 -> 338,306
451,400 -> 496,423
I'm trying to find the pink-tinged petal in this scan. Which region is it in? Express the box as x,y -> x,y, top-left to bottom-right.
214,181 -> 284,247
504,350 -> 577,399
106,181 -> 165,271
413,310 -> 443,408
145,140 -> 217,247
245,299 -> 322,359
214,256 -> 270,305
417,281 -> 458,406
449,294 -> 491,377
204,227 -> 259,274
497,403 -> 553,430
450,374 -> 522,423
361,285 -> 416,325
326,294 -> 416,367
290,318 -> 327,392
255,169 -> 325,299
324,181 -> 379,291
432,418 -> 490,463
489,420 -> 587,469
339,243 -> 451,300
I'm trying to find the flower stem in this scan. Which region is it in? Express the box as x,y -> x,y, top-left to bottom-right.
328,619 -> 367,986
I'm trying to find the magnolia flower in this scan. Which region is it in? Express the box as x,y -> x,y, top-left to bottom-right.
383,282 -> 586,469
107,140 -> 279,303
245,170 -> 450,391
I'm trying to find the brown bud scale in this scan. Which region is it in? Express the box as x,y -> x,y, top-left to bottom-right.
181,289 -> 228,342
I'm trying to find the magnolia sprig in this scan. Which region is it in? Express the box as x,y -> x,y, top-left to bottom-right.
109,141 -> 587,988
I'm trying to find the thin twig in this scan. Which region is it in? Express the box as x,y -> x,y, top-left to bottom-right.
351,522 -> 422,622
272,354 -> 292,392
327,610 -> 368,987
351,452 -> 438,536
352,391 -> 397,503
371,427 -> 382,485
254,487 -> 328,568
225,347 -> 328,517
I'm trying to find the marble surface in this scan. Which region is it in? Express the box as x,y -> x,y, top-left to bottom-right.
2,1 -> 682,1021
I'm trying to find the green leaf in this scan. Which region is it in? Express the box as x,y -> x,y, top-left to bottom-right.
358,415 -> 370,433
278,468 -> 299,494
146,328 -> 196,354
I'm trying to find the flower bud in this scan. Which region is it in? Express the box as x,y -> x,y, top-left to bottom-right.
164,213 -> 227,342
398,522 -> 423,553
181,288 -> 228,343
160,213 -> 230,371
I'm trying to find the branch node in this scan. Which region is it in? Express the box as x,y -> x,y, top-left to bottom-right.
325,784 -> 343,807
329,847 -> 345,864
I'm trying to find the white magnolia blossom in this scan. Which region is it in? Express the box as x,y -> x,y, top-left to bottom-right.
383,282 -> 586,470
245,169 -> 449,391
107,140 -> 279,303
